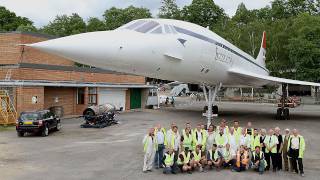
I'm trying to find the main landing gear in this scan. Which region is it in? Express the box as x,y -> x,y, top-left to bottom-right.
276,84 -> 290,120
202,83 -> 222,128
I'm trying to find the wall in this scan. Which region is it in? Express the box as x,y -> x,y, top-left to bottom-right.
0,33 -> 21,64
16,86 -> 44,115
44,87 -> 76,116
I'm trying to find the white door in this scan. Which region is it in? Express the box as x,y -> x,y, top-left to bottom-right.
98,88 -> 126,111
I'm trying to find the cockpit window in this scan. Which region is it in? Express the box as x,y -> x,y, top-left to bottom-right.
150,26 -> 162,34
125,20 -> 147,30
164,25 -> 171,33
135,21 -> 160,33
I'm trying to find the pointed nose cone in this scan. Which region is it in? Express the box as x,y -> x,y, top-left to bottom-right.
27,31 -> 118,67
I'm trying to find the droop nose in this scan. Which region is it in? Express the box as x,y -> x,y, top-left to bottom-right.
26,31 -> 120,66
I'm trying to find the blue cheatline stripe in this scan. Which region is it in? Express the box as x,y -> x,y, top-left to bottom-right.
173,26 -> 269,73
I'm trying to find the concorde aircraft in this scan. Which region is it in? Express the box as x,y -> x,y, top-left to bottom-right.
27,18 -> 320,126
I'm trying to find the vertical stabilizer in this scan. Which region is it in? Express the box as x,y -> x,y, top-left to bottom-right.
256,31 -> 266,68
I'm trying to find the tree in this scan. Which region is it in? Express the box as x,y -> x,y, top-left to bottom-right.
286,14 -> 320,82
0,6 -> 33,31
232,3 -> 255,26
41,13 -> 86,37
180,0 -> 226,28
16,24 -> 37,32
158,0 -> 181,19
86,17 -> 106,32
103,6 -> 152,30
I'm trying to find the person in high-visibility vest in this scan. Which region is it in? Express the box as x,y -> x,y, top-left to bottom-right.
181,126 -> 193,151
191,145 -> 205,172
245,121 -> 253,135
263,129 -> 278,172
251,146 -> 267,174
232,145 -> 249,172
251,129 -> 261,151
223,143 -> 236,168
154,124 -> 167,168
142,128 -> 156,173
233,120 -> 242,145
192,124 -> 206,151
274,127 -> 283,171
206,144 -> 223,170
282,128 -> 291,172
163,148 -> 176,174
287,129 -> 305,177
167,124 -> 180,164
216,119 -> 229,134
181,122 -> 192,136
215,127 -> 228,154
177,148 -> 192,174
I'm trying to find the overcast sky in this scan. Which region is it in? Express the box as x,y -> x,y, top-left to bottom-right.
0,0 -> 271,27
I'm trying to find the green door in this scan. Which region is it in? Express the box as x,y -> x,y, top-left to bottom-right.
130,89 -> 141,109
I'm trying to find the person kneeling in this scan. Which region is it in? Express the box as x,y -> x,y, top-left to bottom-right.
206,144 -> 223,171
232,145 -> 249,172
163,148 -> 176,174
251,146 -> 267,175
191,145 -> 205,172
177,148 -> 192,174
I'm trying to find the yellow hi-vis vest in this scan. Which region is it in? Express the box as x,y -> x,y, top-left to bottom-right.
287,135 -> 305,158
264,135 -> 278,153
182,131 -> 192,150
192,130 -> 205,149
251,135 -> 261,150
154,127 -> 167,146
216,133 -> 226,147
164,152 -> 175,166
193,150 -> 202,161
208,150 -> 219,161
233,127 -> 242,145
253,151 -> 267,168
177,151 -> 190,165
143,136 -> 155,152
169,132 -> 177,150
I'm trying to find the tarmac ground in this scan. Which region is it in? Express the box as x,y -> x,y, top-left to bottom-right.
0,101 -> 320,180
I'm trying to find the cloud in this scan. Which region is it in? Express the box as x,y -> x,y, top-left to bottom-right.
0,0 -> 271,28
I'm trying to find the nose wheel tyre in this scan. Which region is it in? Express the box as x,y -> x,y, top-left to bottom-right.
41,125 -> 49,137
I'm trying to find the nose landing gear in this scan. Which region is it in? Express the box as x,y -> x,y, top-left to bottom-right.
276,84 -> 290,120
202,83 -> 222,128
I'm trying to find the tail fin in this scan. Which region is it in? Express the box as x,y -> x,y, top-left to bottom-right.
256,31 -> 266,67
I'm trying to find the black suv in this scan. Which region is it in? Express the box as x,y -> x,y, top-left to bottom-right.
16,110 -> 61,137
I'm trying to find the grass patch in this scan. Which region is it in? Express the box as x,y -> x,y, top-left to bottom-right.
0,125 -> 15,132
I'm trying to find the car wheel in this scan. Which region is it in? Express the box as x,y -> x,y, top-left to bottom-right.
17,131 -> 24,137
55,122 -> 62,131
41,125 -> 49,137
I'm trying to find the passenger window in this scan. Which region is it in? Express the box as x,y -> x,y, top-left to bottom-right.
135,21 -> 160,33
150,26 -> 162,34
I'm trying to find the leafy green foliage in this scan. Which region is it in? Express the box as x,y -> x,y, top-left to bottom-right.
103,6 -> 152,30
86,17 -> 106,32
41,13 -> 86,37
158,0 -> 181,19
0,6 -> 33,31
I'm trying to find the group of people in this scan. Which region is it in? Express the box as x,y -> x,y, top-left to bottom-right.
142,119 -> 306,177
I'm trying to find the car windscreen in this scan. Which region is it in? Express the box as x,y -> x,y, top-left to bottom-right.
20,113 -> 39,121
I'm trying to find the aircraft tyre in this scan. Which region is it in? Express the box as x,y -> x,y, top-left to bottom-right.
212,105 -> 218,114
276,108 -> 283,120
283,108 -> 290,120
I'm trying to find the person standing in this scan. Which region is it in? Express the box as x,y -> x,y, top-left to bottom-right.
154,124 -> 167,168
274,127 -> 283,171
282,128 -> 291,171
217,119 -> 229,134
260,129 -> 267,154
215,127 -> 228,154
142,128 -> 156,172
240,128 -> 251,149
181,126 -> 193,151
246,122 -> 253,135
251,129 -> 261,152
264,129 -> 278,172
192,124 -> 205,151
167,125 -> 180,167
206,124 -> 216,152
233,120 -> 242,146
287,129 -> 305,177
227,127 -> 238,157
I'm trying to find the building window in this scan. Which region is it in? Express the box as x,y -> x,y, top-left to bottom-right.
77,88 -> 85,104
88,87 -> 97,106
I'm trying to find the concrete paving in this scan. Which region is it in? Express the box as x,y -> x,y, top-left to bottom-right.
0,101 -> 320,180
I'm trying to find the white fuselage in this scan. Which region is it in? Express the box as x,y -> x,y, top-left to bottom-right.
29,19 -> 269,87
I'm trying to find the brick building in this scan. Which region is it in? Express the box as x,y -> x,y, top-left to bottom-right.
0,32 -> 154,124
